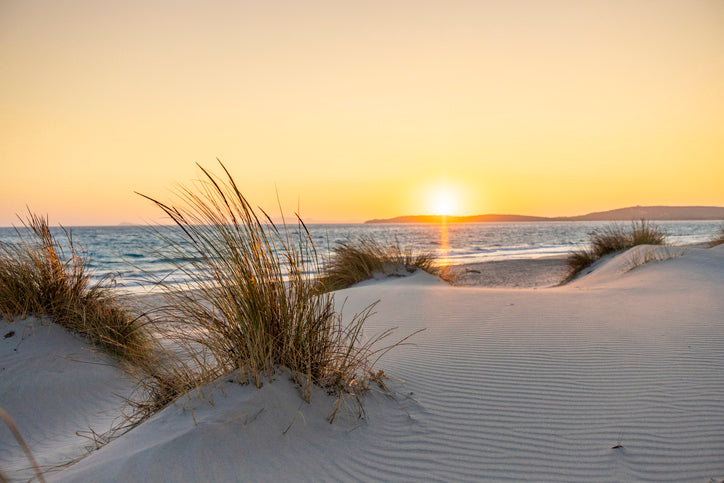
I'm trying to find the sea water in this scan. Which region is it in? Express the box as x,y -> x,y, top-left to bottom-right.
0,221 -> 720,292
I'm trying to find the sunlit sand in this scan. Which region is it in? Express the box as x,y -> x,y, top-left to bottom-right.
2,244 -> 723,481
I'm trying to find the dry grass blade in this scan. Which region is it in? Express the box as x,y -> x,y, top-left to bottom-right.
0,211 -> 150,364
0,406 -> 46,483
622,246 -> 685,273
136,160 -> 418,417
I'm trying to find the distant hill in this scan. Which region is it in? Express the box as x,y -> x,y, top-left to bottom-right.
365,206 -> 724,224
566,206 -> 724,221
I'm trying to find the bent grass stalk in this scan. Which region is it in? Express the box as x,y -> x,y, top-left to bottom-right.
0,406 -> 46,483
134,161 -> 419,419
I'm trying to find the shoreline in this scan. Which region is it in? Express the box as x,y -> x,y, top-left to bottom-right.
114,242 -> 713,298
444,241 -> 712,289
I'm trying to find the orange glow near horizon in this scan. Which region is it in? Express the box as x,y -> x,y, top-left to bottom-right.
1,1 -> 723,226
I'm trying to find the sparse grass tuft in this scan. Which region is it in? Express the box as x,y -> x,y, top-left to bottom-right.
629,219 -> 667,246
319,235 -> 440,291
710,224 -> 724,247
137,161 -> 418,417
564,220 -> 666,283
622,246 -> 685,273
0,212 -> 150,363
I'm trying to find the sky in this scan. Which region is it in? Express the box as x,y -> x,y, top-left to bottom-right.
1,0 -> 723,226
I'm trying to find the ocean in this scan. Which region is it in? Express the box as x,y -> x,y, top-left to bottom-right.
0,220 -> 720,292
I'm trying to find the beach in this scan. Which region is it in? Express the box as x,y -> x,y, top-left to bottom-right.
2,245 -> 724,481
4,0 -> 723,478
447,256 -> 569,288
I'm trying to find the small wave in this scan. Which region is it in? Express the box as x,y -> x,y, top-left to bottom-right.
5,221 -> 720,288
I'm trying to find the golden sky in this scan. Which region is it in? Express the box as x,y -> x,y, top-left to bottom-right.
2,0 -> 723,225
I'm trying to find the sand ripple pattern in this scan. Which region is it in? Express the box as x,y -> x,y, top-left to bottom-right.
56,248 -> 724,482
0,318 -> 136,482
335,266 -> 724,481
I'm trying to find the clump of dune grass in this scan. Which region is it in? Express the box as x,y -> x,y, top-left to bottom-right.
564,220 -> 666,283
0,212 -> 149,362
319,235 -> 441,291
136,161 -> 418,419
710,224 -> 724,247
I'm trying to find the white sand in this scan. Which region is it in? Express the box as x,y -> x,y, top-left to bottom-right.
2,245 -> 723,481
447,255 -> 569,288
0,317 -> 137,481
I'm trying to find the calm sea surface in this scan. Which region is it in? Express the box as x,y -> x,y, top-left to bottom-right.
1,221 -> 720,292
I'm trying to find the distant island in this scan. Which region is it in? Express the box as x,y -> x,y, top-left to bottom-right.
365,206 -> 724,224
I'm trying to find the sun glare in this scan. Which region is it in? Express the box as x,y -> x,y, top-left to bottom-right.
430,186 -> 459,216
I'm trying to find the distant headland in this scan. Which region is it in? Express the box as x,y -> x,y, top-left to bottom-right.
365,206 -> 724,224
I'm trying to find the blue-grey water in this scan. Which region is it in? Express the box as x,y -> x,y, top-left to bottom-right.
0,221 -> 720,292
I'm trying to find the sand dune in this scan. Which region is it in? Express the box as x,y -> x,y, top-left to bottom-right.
2,246 -> 723,481
0,317 -> 136,481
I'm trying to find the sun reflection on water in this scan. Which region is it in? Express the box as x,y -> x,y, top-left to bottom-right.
437,216 -> 451,267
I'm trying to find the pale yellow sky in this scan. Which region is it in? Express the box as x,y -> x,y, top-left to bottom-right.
1,0 -> 723,225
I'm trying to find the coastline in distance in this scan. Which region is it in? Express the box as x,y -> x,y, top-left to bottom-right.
365,205 -> 724,224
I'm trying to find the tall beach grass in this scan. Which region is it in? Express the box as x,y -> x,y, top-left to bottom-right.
564,220 -> 666,283
0,212 -> 149,363
136,162 -> 418,419
319,235 -> 441,291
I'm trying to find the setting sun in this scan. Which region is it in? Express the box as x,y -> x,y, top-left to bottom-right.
1,2 -> 723,480
2,1 -> 722,226
429,185 -> 460,216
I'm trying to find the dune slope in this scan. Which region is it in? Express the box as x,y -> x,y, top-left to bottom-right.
13,246 -> 724,482
0,317 -> 136,481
